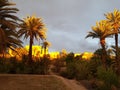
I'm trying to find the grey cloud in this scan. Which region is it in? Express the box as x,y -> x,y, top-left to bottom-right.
12,0 -> 120,52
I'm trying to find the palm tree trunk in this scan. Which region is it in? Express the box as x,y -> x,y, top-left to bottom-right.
115,33 -> 120,75
29,35 -> 33,64
1,43 -> 6,58
100,39 -> 107,69
44,47 -> 46,55
2,50 -> 5,58
115,34 -> 119,62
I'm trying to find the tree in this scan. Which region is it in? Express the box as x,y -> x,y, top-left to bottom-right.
105,9 -> 120,74
0,0 -> 22,56
42,40 -> 51,55
94,48 -> 103,59
86,20 -> 114,68
18,16 -> 46,63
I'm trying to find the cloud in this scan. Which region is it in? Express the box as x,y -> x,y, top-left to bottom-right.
12,0 -> 120,52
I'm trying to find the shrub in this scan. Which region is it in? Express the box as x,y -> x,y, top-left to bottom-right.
96,66 -> 119,90
61,60 -> 91,80
23,55 -> 51,74
88,58 -> 102,78
0,57 -> 7,73
65,62 -> 77,79
52,58 -> 65,73
0,55 -> 51,75
75,61 -> 90,80
65,52 -> 74,64
0,57 -> 18,73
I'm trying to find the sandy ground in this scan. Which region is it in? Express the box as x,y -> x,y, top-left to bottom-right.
0,74 -> 88,90
53,75 -> 88,90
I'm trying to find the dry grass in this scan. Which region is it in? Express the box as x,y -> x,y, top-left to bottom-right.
0,74 -> 70,90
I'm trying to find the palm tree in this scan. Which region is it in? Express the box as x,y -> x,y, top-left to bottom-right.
105,9 -> 120,74
18,16 -> 46,63
0,0 -> 22,56
5,30 -> 22,49
86,20 -> 114,68
42,40 -> 51,55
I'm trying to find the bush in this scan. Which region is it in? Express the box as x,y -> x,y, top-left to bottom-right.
88,58 -> 102,78
32,56 -> 51,74
65,62 -> 77,79
0,57 -> 18,73
65,52 -> 74,64
52,57 -> 66,73
61,60 -> 91,80
96,66 -> 119,90
75,61 -> 90,80
0,55 -> 51,75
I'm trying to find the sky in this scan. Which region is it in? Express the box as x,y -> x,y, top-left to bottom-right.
11,0 -> 120,53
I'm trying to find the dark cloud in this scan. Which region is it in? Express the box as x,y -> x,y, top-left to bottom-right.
12,0 -> 120,52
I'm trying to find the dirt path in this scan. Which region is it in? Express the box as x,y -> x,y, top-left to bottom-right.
49,66 -> 88,90
53,75 -> 88,90
0,74 -> 88,90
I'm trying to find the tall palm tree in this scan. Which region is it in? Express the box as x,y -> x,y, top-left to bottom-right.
42,40 -> 51,55
86,20 -> 114,68
105,9 -> 120,74
0,0 -> 22,56
18,16 -> 46,63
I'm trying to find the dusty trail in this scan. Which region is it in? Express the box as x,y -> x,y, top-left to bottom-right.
0,74 -> 88,90
53,75 -> 88,90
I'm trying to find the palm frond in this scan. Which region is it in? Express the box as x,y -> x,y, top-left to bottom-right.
0,0 -> 22,53
19,15 -> 47,41
86,32 -> 99,39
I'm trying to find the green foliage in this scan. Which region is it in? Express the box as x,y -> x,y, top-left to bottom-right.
0,57 -> 9,73
59,53 -> 76,78
61,60 -> 91,80
52,58 -> 65,73
65,52 -> 74,64
75,61 -> 90,80
65,62 -> 77,79
89,57 -> 102,78
0,55 -> 51,74
96,66 -> 119,90
36,56 -> 51,74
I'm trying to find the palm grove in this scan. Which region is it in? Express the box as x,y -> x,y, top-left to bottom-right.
86,9 -> 120,75
1,0 -> 120,89
0,0 -> 47,62
1,0 -> 120,75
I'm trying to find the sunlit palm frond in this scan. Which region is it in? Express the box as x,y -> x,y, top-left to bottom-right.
19,15 -> 46,41
86,20 -> 113,39
105,9 -> 120,28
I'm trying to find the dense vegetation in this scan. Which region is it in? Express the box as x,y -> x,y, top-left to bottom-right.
0,0 -> 120,90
